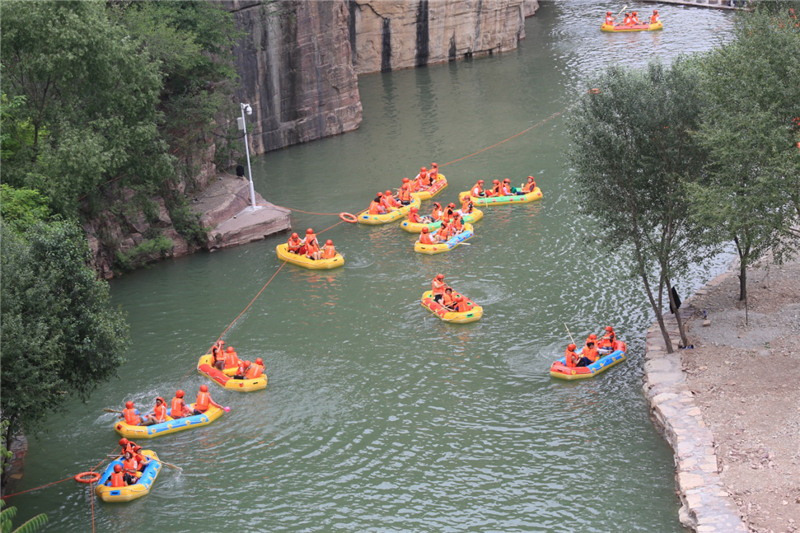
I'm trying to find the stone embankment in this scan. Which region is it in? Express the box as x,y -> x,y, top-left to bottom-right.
642,278 -> 747,531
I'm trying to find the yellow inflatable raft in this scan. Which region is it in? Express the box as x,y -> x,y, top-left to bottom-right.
95,450 -> 161,502
276,243 -> 344,270
410,176 -> 448,201
414,223 -> 474,255
601,21 -> 662,32
197,355 -> 267,392
114,403 -> 224,439
420,290 -> 483,323
401,208 -> 483,233
458,187 -> 542,206
358,197 -> 420,225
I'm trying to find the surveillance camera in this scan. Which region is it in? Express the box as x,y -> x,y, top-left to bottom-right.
245,105 -> 252,115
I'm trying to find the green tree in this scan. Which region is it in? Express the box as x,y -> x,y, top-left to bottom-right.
566,60 -> 711,352
0,221 -> 130,487
690,4 -> 800,302
0,500 -> 47,533
0,185 -> 51,232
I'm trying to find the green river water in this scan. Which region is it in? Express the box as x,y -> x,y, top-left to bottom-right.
13,3 -> 735,532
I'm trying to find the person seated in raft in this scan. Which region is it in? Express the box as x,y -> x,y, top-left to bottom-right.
576,336 -> 600,367
605,11 -> 614,25
650,10 -> 660,24
442,287 -> 458,311
398,178 -> 413,205
384,190 -> 400,209
631,11 -> 640,24
118,438 -> 137,456
515,175 -> 537,195
430,202 -> 443,222
453,296 -> 471,313
212,340 -> 226,371
106,464 -> 132,488
564,343 -> 580,368
368,195 -> 386,215
287,232 -> 304,255
414,168 -> 429,190
471,179 -> 486,197
418,227 -> 436,245
408,206 -> 432,225
441,203 -> 455,224
598,326 -> 616,353
131,445 -> 151,472
431,274 -> 448,303
193,384 -> 223,415
435,221 -> 451,242
450,212 -> 464,235
245,357 -> 265,379
142,397 -> 167,426
304,228 -> 323,261
170,389 -> 192,419
460,198 -> 474,215
484,179 -> 500,197
122,451 -> 139,476
429,162 -> 440,181
501,178 -> 514,196
321,239 -> 337,259
120,401 -> 142,426
622,12 -> 632,26
223,346 -> 239,370
380,190 -> 396,212
233,359 -> 250,380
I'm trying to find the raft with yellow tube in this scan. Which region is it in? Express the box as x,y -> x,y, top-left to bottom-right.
276,243 -> 344,270
95,450 -> 161,502
401,208 -> 483,233
549,341 -> 628,380
197,355 -> 267,392
410,176 -> 448,201
458,187 -> 542,206
414,223 -> 474,255
420,290 -> 483,323
358,197 -> 420,225
601,21 -> 662,32
113,403 -> 224,439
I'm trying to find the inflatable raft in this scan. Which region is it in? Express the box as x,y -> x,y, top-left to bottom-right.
414,223 -> 474,255
410,177 -> 448,201
95,450 -> 161,502
549,341 -> 628,380
114,403 -> 224,439
401,208 -> 483,233
420,290 -> 483,323
276,243 -> 344,270
458,187 -> 543,206
358,197 -> 420,225
197,355 -> 267,392
601,21 -> 662,32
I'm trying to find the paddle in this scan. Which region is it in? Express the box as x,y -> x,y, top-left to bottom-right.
103,408 -> 123,414
106,455 -> 182,471
563,323 -> 575,345
617,4 -> 627,19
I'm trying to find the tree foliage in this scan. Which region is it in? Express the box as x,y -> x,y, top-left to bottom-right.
0,500 -> 47,533
0,220 -> 130,480
566,60 -> 711,352
0,185 -> 51,232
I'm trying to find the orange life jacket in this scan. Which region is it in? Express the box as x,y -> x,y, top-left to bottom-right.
414,177 -> 425,190
451,218 -> 463,233
380,196 -> 394,211
454,299 -> 469,312
109,471 -> 126,488
224,350 -> 239,369
368,201 -> 383,215
120,442 -> 135,456
153,403 -> 167,423
421,173 -> 432,187
305,234 -> 319,249
195,391 -> 210,412
431,208 -> 442,221
650,14 -> 659,24
583,345 -> 599,363
123,456 -> 138,473
432,278 -> 446,295
170,397 -> 186,419
322,244 -> 336,259
245,363 -> 264,380
287,236 -> 303,253
565,348 -> 579,368
471,183 -> 483,196
212,345 -> 224,362
408,211 -> 422,223
436,226 -> 449,241
236,360 -> 247,377
442,207 -> 453,223
398,185 -> 411,202
631,14 -> 640,24
305,239 -> 320,255
605,15 -> 614,25
523,180 -> 536,193
122,408 -> 141,426
442,292 -> 456,308
624,15 -> 631,25
491,183 -> 502,196
598,333 -> 614,349
419,233 -> 434,245
461,199 -> 473,213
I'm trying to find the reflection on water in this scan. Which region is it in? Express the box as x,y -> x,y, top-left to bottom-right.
15,3 -> 735,532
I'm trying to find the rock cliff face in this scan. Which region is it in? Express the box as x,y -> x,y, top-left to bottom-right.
349,0 -> 539,74
227,0 -> 364,154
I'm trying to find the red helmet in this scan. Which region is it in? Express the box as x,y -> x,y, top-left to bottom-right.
503,178 -> 511,182
200,384 -> 208,392
607,11 -> 611,15
448,203 -> 456,208
326,239 -> 333,245
125,401 -> 134,409
306,228 -> 314,234
436,274 -> 445,279
654,10 -> 658,13
114,464 -> 123,473
377,191 -> 383,196
220,340 -> 225,345
588,334 -> 597,340
632,11 -> 637,15
605,326 -> 614,332
119,438 -> 129,446
133,445 -> 141,452
176,390 -> 185,398
422,227 -> 429,233
410,207 -> 418,212
244,360 -> 252,367
255,358 -> 263,365
291,232 -> 298,239
433,202 -> 441,208
385,190 -> 392,195
478,179 -> 485,184
403,177 -> 410,183
568,343 -> 577,351
227,346 -> 234,353
493,179 -> 500,184
528,175 -> 534,180
431,162 -> 438,168
421,167 -> 427,172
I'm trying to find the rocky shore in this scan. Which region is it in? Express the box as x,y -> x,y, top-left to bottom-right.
643,255 -> 800,533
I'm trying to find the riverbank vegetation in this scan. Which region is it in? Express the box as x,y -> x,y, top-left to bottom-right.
567,2 -> 800,351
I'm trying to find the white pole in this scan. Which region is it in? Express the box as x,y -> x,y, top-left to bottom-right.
240,103 -> 257,209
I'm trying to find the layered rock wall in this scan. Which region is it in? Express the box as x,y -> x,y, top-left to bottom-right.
350,0 -> 538,74
227,0 -> 363,154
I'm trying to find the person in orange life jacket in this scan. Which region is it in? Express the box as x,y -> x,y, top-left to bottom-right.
501,178 -> 513,196
564,344 -> 580,368
598,326 -> 616,351
223,346 -> 239,369
131,445 -> 151,471
429,163 -> 439,181
460,197 -> 474,215
121,451 -> 139,474
170,390 -> 192,419
120,401 -> 142,426
431,273 -> 448,303
380,191 -> 395,211
408,206 -> 431,224
118,438 -> 137,456
368,196 -> 386,215
442,203 -> 455,223
650,10 -> 660,24
321,240 -> 337,259
193,384 -> 222,415
106,464 -> 131,488
623,12 -> 632,25
398,179 -> 413,205
442,287 -> 458,311
287,232 -> 304,255
430,202 -> 443,222
516,175 -> 537,195
419,227 -> 436,245
414,170 -> 428,190
245,357 -> 265,379
450,212 -> 464,234
233,359 -> 250,380
435,221 -> 450,242
142,397 -> 167,426
384,190 -> 400,208
415,166 -> 428,182
576,336 -> 599,367
304,228 -> 323,260
453,296 -> 470,313
605,11 -> 614,25
487,179 -> 502,197
471,179 -> 486,197
631,11 -> 640,24
212,339 -> 226,370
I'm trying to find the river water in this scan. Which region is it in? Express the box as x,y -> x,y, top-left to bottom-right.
14,3 -> 735,532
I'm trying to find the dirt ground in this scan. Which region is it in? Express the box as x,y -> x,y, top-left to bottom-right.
681,255 -> 800,533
